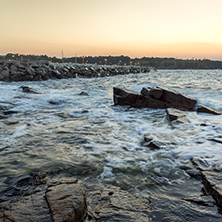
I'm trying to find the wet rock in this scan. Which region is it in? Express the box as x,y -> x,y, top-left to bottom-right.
20,86 -> 42,94
180,157 -> 210,180
202,171 -> 222,208
46,183 -> 87,222
143,140 -> 162,150
79,91 -> 89,96
0,173 -> 87,222
114,86 -> 197,111
148,194 -> 222,222
161,87 -> 197,110
1,191 -> 52,222
149,87 -> 163,99
197,104 -> 221,115
143,133 -> 177,150
141,87 -> 163,99
86,184 -> 150,221
140,87 -> 150,96
113,87 -> 168,108
166,108 -> 190,125
183,195 -> 215,207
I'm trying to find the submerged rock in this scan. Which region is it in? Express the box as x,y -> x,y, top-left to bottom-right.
166,108 -> 190,125
20,86 -> 42,94
197,104 -> 221,115
79,91 -> 89,96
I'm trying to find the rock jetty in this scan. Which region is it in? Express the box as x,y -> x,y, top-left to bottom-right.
0,60 -> 150,82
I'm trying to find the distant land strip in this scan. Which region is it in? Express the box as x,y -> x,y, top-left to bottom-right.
1,54 -> 222,69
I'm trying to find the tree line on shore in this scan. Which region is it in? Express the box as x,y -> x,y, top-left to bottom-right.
1,53 -> 222,69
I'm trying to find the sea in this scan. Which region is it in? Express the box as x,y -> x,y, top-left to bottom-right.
1,69 -> 222,198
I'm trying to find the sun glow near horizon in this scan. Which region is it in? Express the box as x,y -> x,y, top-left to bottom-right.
1,0 -> 222,59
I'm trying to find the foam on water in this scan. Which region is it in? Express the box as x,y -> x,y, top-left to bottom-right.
1,70 -> 222,195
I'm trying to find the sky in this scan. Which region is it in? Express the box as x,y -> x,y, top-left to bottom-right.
1,0 -> 222,59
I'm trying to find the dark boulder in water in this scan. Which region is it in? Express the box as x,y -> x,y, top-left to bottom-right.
114,86 -> 221,116
79,91 -> 89,96
114,86 -> 197,110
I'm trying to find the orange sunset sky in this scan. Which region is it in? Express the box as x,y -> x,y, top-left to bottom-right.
1,0 -> 222,59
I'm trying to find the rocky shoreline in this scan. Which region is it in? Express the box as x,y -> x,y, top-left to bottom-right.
1,169 -> 222,222
0,60 -> 150,82
1,81 -> 222,220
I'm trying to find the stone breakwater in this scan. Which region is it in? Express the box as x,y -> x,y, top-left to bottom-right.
0,60 -> 150,82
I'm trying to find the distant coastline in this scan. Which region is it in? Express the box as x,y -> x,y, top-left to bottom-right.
1,53 -> 222,69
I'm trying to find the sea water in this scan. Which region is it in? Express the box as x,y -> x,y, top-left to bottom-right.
1,69 -> 222,197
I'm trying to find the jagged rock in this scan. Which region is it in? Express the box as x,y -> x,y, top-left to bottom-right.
202,171 -> 222,208
79,91 -> 89,96
113,87 -> 168,108
20,86 -> 42,94
166,108 -> 190,125
149,87 -> 163,99
148,194 -> 222,222
114,86 -> 197,111
141,87 -> 163,99
197,104 -> 221,115
143,140 -> 162,150
161,87 -> 197,110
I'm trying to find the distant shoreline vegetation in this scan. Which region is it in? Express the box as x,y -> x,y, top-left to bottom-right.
1,54 -> 222,69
